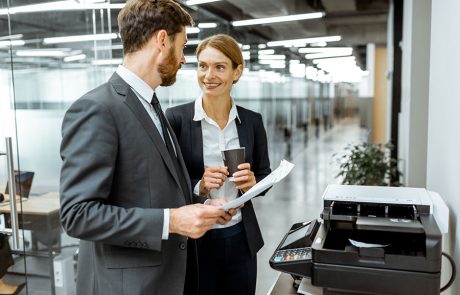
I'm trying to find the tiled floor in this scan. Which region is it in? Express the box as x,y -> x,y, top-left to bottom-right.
4,117 -> 365,295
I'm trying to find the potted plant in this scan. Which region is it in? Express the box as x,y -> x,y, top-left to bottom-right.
334,142 -> 402,186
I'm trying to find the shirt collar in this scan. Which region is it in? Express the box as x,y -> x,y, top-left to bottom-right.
193,95 -> 241,124
116,65 -> 155,103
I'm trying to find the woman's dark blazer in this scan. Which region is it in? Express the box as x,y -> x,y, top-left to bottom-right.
166,101 -> 271,256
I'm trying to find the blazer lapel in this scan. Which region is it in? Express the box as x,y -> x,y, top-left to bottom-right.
191,112 -> 204,174
110,74 -> 184,194
235,110 -> 250,163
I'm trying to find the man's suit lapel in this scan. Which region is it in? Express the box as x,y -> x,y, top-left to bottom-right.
109,74 -> 187,200
165,119 -> 193,202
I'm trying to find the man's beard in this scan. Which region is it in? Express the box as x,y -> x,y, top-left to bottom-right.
158,47 -> 181,86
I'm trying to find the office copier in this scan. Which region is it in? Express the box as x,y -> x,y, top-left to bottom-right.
270,184 -> 450,295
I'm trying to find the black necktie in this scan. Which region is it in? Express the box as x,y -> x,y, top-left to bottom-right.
151,93 -> 189,201
151,93 -> 176,157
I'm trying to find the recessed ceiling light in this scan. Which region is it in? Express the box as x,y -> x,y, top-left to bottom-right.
92,58 -> 122,65
186,0 -> 222,5
64,54 -> 87,62
232,12 -> 324,27
186,27 -> 200,34
0,40 -> 25,48
306,52 -> 352,59
299,47 -> 352,54
197,23 -> 218,29
0,1 -> 124,16
43,33 -> 118,44
16,49 -> 70,57
267,36 -> 341,47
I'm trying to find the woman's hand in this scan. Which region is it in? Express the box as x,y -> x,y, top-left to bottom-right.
199,166 -> 228,196
205,198 -> 243,224
233,163 -> 256,193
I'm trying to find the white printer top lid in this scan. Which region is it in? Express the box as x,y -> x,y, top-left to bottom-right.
323,184 -> 432,206
322,184 -> 449,234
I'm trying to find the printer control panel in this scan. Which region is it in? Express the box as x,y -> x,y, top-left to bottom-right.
269,220 -> 319,277
272,247 -> 312,262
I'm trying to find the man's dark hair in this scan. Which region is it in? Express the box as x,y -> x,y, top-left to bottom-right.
118,0 -> 193,54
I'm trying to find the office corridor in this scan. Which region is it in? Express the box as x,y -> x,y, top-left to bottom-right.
254,117 -> 366,294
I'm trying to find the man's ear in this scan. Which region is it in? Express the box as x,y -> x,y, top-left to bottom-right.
155,29 -> 169,50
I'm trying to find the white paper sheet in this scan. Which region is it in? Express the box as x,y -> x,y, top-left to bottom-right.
349,239 -> 390,248
221,160 -> 295,211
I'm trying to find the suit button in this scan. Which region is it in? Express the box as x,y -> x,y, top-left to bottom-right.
179,242 -> 187,250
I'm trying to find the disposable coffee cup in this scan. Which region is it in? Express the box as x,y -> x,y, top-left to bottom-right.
221,147 -> 245,181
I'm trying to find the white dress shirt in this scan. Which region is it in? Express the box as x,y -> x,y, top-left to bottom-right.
193,95 -> 242,229
116,65 -> 170,240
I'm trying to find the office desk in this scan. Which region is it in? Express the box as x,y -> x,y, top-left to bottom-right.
1,192 -> 60,215
0,192 -> 61,295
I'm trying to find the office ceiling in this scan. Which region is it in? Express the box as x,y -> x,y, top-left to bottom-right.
0,0 -> 389,75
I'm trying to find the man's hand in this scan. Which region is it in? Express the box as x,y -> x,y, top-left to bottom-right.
199,166 -> 228,196
169,204 -> 230,239
205,198 -> 241,225
233,163 -> 256,192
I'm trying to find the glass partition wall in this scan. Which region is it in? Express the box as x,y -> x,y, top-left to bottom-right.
1,1 -> 119,294
0,1 -> 334,294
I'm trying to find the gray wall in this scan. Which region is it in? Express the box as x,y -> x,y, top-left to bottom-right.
427,0 -> 460,294
399,0 -> 431,187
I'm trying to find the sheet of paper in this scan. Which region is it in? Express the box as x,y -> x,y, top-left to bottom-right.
349,239 -> 390,248
221,160 -> 294,211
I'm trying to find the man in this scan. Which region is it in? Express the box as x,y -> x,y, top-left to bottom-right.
59,1 -> 234,294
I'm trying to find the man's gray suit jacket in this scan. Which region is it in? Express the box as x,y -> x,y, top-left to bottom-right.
60,73 -> 203,295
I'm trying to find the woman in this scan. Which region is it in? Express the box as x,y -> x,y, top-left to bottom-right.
166,34 -> 271,295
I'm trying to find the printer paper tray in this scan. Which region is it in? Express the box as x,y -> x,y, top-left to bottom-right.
356,216 -> 424,233
312,262 -> 440,295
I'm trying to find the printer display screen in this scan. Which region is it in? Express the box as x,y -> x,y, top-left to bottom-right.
281,225 -> 311,248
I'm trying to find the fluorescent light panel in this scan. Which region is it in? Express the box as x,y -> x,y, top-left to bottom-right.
0,34 -> 23,41
185,55 -> 198,63
0,40 -> 25,47
306,52 -> 352,59
258,60 -> 285,65
92,58 -> 122,65
186,0 -> 222,5
186,39 -> 201,46
16,49 -> 69,57
299,47 -> 352,54
232,12 -> 324,27
269,64 -> 286,69
258,49 -> 275,55
197,23 -> 218,28
186,27 -> 200,34
44,33 -> 117,44
64,54 -> 86,62
312,56 -> 355,64
258,54 -> 285,60
267,35 -> 341,47
311,42 -> 327,47
0,1 -> 125,15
